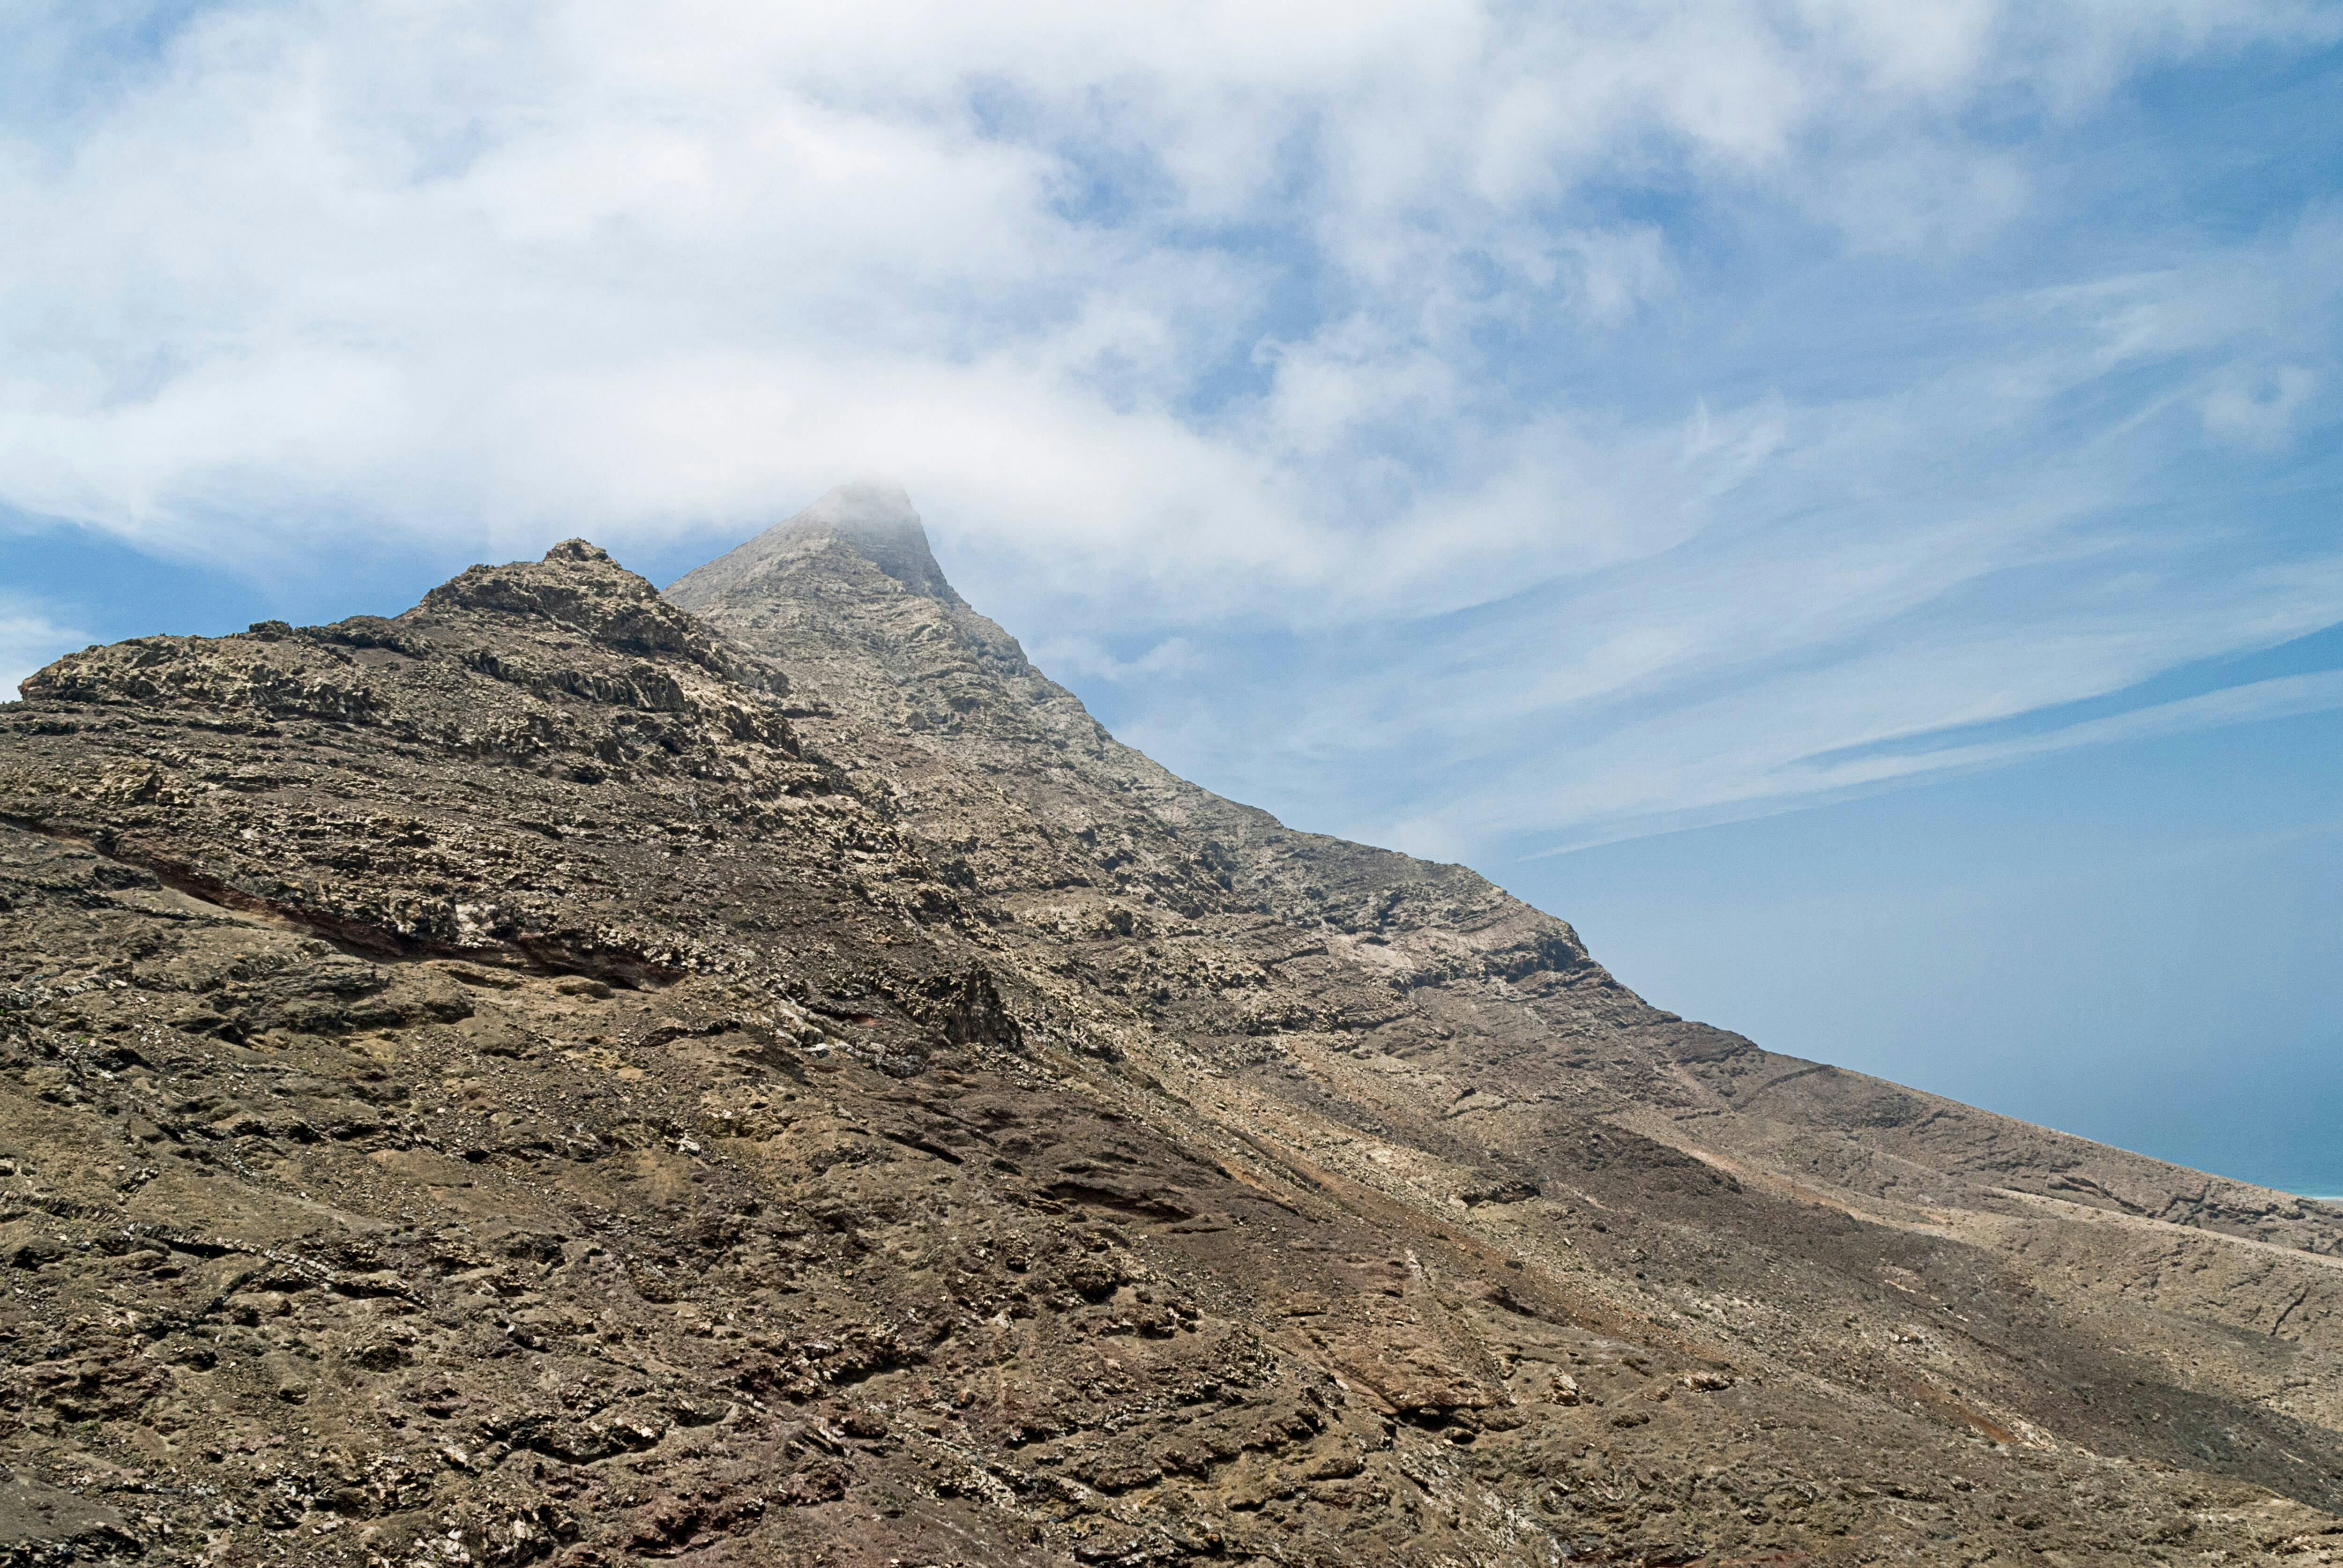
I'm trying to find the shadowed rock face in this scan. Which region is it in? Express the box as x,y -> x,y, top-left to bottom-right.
0,497 -> 2337,1566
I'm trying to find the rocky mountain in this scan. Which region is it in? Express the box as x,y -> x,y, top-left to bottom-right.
0,484 -> 2337,1566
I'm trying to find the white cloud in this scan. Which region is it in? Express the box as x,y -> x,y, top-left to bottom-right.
0,0 -> 2338,850
1026,635 -> 1206,685
0,599 -> 89,703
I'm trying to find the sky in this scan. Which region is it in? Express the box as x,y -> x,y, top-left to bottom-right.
2,3 -> 2338,1191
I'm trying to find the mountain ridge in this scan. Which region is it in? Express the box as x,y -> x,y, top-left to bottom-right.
0,504 -> 2335,1565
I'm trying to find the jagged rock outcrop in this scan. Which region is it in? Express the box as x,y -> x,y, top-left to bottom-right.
0,490 -> 2334,1566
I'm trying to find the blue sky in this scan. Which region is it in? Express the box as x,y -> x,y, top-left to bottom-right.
3,2 -> 2338,1191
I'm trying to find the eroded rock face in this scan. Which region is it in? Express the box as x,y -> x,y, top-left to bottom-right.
0,511 -> 2337,1566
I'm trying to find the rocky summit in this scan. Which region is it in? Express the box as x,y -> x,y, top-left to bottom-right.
1,487 -> 2339,1568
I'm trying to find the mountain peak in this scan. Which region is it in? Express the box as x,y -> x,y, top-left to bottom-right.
798,477 -> 918,533
7,509 -> 2343,1562
672,481 -> 959,607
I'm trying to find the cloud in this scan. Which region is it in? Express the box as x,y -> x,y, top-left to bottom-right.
2200,364 -> 2321,452
0,598 -> 89,702
1027,635 -> 1207,685
1,1 -> 2338,852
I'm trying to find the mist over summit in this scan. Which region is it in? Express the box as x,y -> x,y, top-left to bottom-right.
676,483 -> 963,608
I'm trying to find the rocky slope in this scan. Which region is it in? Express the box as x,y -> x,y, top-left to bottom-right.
0,486 -> 2336,1566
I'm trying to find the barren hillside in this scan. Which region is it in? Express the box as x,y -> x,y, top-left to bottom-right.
0,487 -> 2336,1565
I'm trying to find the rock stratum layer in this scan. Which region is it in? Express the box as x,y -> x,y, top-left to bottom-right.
1,485 -> 2338,1567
